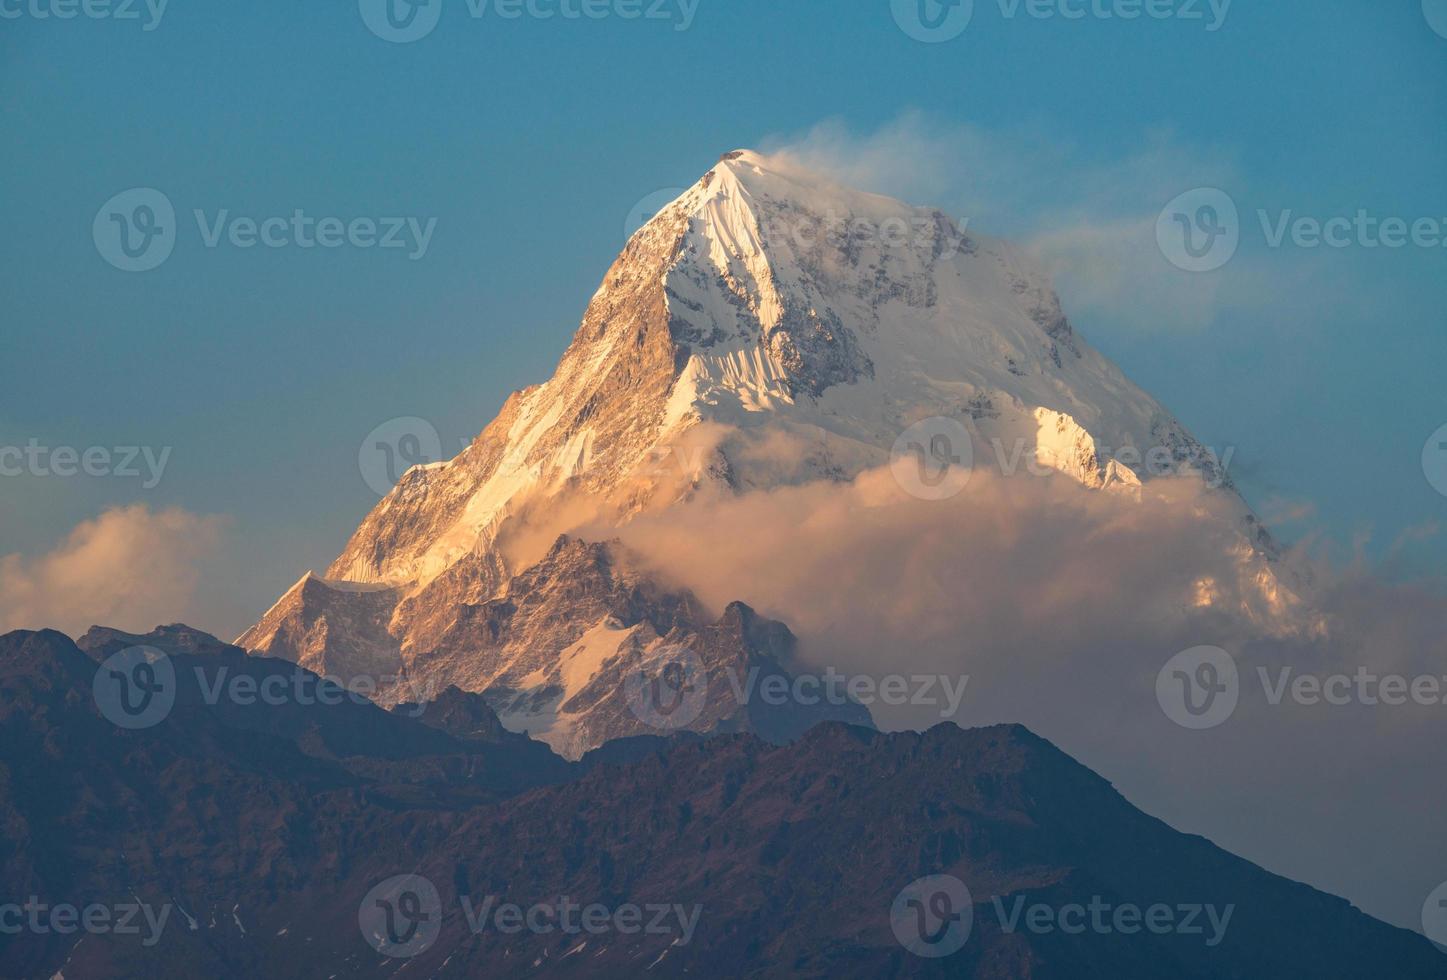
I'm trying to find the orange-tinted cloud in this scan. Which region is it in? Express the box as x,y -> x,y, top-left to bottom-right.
0,504 -> 228,638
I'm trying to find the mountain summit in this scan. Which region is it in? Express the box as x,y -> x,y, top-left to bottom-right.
240,150 -> 1303,754
330,148 -> 1232,590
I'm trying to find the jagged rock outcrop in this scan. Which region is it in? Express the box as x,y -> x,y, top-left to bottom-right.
242,536 -> 872,758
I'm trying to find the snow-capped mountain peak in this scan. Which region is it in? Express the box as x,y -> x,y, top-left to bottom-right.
238,150 -> 1303,757
322,149 -> 1225,592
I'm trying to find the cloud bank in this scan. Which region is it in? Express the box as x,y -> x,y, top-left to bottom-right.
0,505 -> 229,638
569,465 -> 1447,933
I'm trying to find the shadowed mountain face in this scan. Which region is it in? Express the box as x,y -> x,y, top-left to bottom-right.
0,627 -> 578,978
1,628 -> 1442,979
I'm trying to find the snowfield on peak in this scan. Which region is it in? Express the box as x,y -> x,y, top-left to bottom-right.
238,148 -> 1314,755
324,148 -> 1238,593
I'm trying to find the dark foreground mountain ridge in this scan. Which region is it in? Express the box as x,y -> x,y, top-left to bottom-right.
0,626 -> 1442,978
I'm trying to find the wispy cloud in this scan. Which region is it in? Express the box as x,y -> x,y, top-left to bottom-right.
759,112 -> 1358,334
0,504 -> 229,638
584,462 -> 1447,931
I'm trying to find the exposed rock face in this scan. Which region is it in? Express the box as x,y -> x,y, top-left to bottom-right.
3,629 -> 1442,979
394,684 -> 514,742
77,623 -> 242,661
239,148 -> 1311,756
241,536 -> 872,759
236,574 -> 403,682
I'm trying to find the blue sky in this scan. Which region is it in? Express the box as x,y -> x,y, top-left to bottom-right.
1,0 -> 1444,637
